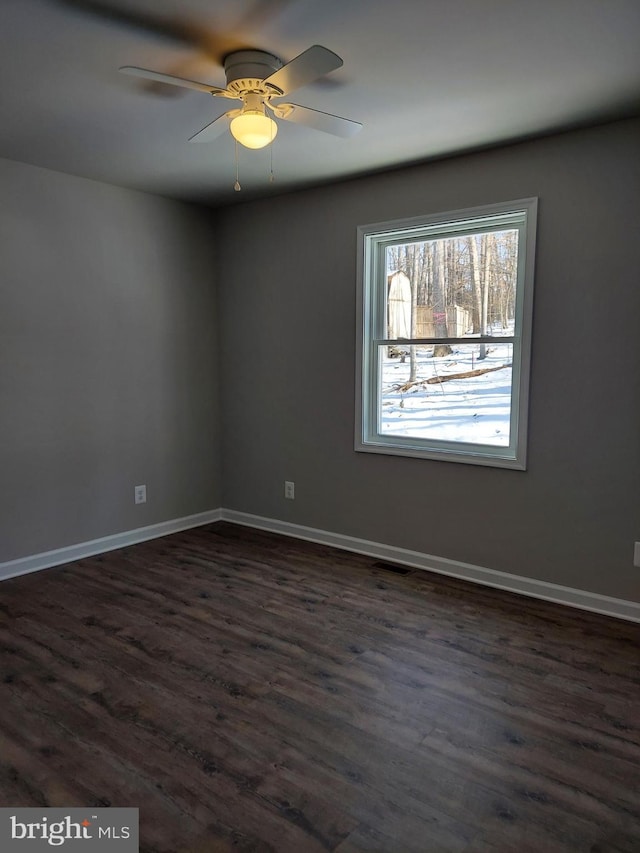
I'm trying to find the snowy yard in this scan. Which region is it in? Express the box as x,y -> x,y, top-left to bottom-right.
379,341 -> 514,446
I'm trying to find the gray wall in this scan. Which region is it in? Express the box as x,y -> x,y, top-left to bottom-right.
0,158 -> 221,562
217,117 -> 640,602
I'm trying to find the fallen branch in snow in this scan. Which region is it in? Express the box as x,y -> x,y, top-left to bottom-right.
397,363 -> 511,392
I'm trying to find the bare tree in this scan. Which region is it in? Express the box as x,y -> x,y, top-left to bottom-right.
432,239 -> 452,357
468,234 -> 484,356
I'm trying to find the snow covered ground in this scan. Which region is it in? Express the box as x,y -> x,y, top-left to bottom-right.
379,341 -> 514,446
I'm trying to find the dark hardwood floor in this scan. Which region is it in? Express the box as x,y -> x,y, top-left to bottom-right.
0,522 -> 639,852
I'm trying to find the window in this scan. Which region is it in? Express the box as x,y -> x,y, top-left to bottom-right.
356,199 -> 537,469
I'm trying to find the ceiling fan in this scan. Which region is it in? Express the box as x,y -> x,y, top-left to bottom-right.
120,44 -> 362,150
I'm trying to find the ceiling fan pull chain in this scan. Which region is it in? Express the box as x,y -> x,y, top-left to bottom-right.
234,139 -> 241,192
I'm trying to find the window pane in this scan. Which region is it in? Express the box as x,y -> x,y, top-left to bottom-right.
385,229 -> 519,340
378,342 -> 513,446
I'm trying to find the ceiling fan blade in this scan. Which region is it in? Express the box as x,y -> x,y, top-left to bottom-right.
263,45 -> 343,96
119,66 -> 235,98
188,112 -> 235,143
275,103 -> 362,138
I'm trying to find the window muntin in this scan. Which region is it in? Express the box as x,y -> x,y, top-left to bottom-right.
356,200 -> 537,468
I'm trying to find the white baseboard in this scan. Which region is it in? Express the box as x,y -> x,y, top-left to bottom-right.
0,509 -> 222,583
2,507 -> 639,624
221,509 -> 640,624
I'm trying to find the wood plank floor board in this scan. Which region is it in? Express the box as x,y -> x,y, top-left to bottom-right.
255,746 -> 478,853
252,686 -> 604,851
2,659 -> 334,852
419,716 -> 639,835
1,521 -> 639,851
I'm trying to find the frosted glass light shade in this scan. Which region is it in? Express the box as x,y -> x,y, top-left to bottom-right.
230,111 -> 278,149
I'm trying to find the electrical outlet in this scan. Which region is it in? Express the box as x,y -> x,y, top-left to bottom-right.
134,484 -> 147,505
634,542 -> 640,568
284,481 -> 295,500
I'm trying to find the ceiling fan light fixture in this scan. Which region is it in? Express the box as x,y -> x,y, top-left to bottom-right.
230,110 -> 278,149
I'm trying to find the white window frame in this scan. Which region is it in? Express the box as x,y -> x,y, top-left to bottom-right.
355,198 -> 537,469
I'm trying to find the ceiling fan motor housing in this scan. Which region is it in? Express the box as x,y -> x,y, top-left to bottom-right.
223,50 -> 283,96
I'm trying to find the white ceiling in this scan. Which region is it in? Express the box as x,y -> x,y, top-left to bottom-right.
2,0 -> 639,206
